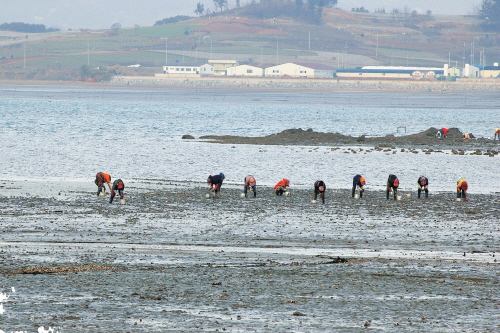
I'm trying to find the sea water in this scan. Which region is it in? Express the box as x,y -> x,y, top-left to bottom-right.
0,85 -> 498,193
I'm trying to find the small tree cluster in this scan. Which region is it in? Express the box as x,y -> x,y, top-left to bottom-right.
351,7 -> 369,13
154,15 -> 191,26
0,22 -> 59,33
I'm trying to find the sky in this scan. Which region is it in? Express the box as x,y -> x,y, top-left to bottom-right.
0,0 -> 482,30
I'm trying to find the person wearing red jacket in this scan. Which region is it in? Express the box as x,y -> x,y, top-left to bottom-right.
274,178 -> 290,196
95,172 -> 112,196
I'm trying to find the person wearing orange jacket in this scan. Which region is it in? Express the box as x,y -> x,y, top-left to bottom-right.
352,174 -> 366,198
457,178 -> 468,201
95,172 -> 112,196
274,178 -> 290,196
494,128 -> 500,140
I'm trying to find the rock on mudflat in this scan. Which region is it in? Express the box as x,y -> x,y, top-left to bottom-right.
182,134 -> 195,139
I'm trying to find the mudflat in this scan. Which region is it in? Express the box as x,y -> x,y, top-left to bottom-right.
1,178 -> 498,332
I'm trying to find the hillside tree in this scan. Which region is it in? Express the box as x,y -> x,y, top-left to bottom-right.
213,0 -> 228,12
480,0 -> 500,30
194,2 -> 205,16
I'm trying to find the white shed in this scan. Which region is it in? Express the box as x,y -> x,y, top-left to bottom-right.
159,63 -> 214,78
226,64 -> 264,77
264,62 -> 335,78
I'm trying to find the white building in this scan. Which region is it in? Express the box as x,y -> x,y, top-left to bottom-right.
226,64 -> 264,77
157,63 -> 214,78
463,64 -> 480,78
264,62 -> 335,78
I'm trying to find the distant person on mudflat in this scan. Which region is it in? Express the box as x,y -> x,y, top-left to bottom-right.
207,173 -> 225,198
109,179 -> 125,203
95,172 -> 112,196
386,174 -> 399,200
463,133 -> 474,140
417,176 -> 429,199
244,175 -> 257,198
274,178 -> 290,196
352,174 -> 366,198
494,128 -> 500,140
313,180 -> 326,203
436,127 -> 449,138
457,178 -> 468,201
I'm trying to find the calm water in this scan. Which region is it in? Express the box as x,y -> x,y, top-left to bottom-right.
0,84 -> 498,192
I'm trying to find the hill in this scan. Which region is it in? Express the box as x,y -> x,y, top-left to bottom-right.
0,6 -> 497,82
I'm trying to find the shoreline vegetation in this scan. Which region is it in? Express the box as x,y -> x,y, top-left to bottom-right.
1,76 -> 500,93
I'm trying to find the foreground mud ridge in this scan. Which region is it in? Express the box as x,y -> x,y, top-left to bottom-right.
0,180 -> 498,332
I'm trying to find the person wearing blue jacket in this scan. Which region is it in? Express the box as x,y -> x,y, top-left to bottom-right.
207,173 -> 225,198
352,174 -> 366,198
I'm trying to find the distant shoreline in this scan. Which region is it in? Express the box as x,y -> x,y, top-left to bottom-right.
1,76 -> 500,93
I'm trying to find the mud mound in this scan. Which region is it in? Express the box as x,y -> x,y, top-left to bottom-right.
200,127 -> 495,149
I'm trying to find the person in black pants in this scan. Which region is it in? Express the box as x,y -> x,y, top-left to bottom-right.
313,180 -> 326,203
417,176 -> 429,199
386,174 -> 399,200
207,173 -> 225,198
352,174 -> 366,198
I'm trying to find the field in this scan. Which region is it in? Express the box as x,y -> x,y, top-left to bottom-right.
0,8 -> 498,81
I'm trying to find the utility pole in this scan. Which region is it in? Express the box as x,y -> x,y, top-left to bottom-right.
165,38 -> 168,65
276,40 -> 279,65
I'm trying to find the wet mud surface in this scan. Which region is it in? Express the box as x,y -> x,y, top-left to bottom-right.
199,127 -> 500,151
0,180 -> 498,332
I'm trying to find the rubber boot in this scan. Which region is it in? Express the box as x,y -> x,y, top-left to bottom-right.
359,190 -> 363,198
352,187 -> 356,198
244,187 -> 248,198
417,189 -> 421,199
321,193 -> 325,204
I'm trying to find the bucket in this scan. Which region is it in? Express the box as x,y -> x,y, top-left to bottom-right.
456,197 -> 462,202
205,193 -> 210,198
354,194 -> 359,199
120,199 -> 126,205
397,195 -> 402,201
406,193 -> 412,198
311,199 -> 317,204
99,192 -> 105,197
285,191 -> 290,196
240,193 -> 246,198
